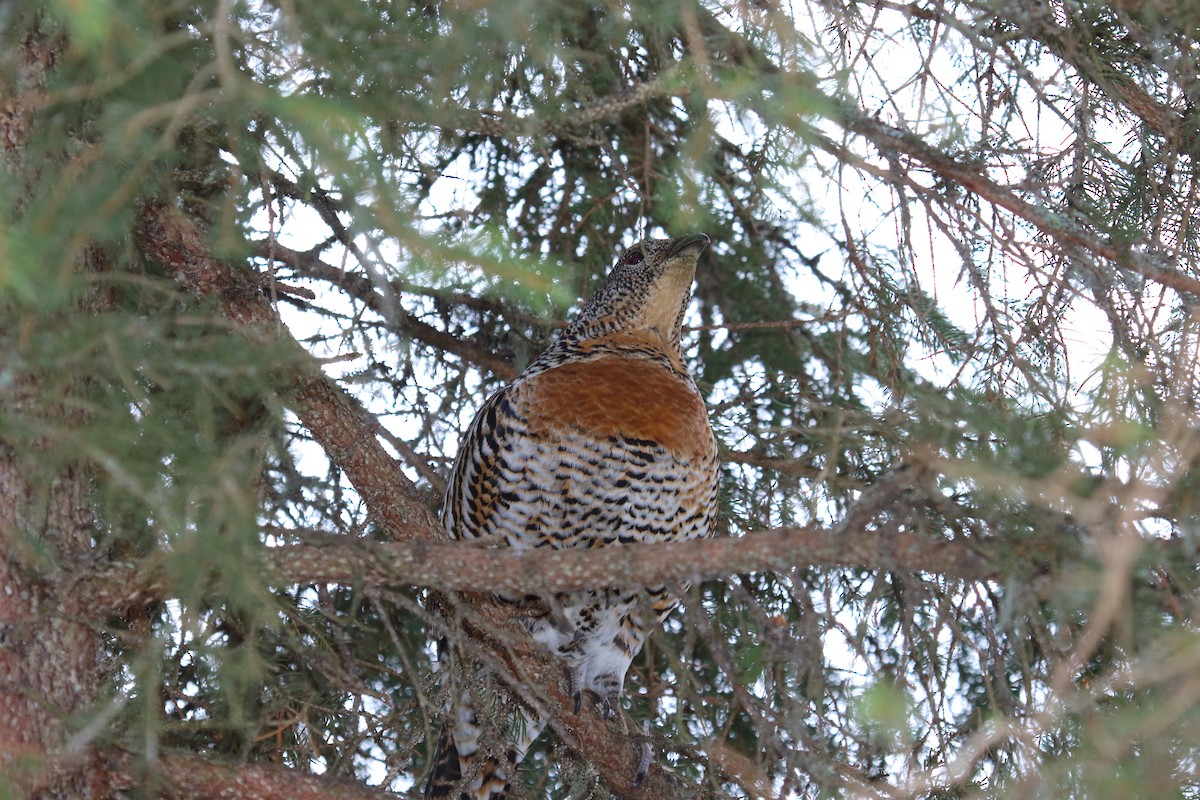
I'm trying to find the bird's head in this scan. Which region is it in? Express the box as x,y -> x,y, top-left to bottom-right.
570,233 -> 710,351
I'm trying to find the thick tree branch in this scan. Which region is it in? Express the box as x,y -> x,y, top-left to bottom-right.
79,521 -> 993,797
0,26 -> 110,800
80,525 -> 996,616
134,200 -> 442,542
107,750 -> 397,800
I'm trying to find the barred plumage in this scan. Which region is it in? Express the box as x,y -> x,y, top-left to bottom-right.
425,234 -> 719,799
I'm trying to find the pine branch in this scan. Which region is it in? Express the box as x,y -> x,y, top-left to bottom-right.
863,0 -> 1199,156
80,524 -> 996,615
1016,0 -> 1198,154
254,240 -> 519,380
134,200 -> 443,544
829,111 -> 1200,297
690,4 -> 1200,297
107,750 -> 397,800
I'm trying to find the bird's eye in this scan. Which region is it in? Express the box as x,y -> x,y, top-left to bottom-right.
624,248 -> 644,265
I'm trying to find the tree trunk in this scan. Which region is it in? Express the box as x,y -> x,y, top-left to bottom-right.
0,22 -> 109,800
0,448 -> 106,798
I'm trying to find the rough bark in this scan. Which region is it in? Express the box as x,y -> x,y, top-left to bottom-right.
79,523 -> 998,617
0,22 -> 110,800
108,750 -> 399,800
0,451 -> 106,799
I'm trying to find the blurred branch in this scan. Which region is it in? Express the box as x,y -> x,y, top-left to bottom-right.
441,69 -> 682,140
684,317 -> 842,334
722,449 -> 824,478
108,750 -> 397,800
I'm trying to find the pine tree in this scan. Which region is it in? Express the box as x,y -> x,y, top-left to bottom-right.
1,1 -> 1198,797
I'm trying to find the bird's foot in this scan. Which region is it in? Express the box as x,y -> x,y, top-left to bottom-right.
633,720 -> 653,788
598,689 -> 629,732
565,668 -> 626,722
600,694 -> 617,720
567,665 -> 584,714
591,671 -> 625,723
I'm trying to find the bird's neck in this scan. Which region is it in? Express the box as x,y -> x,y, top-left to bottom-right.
536,327 -> 688,378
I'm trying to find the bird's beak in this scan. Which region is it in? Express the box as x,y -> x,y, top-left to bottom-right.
666,233 -> 710,260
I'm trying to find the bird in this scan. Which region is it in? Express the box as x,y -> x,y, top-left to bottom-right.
425,233 -> 720,799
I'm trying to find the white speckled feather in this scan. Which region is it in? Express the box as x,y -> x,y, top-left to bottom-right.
426,235 -> 718,800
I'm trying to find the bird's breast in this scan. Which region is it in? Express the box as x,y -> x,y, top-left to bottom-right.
520,355 -> 713,459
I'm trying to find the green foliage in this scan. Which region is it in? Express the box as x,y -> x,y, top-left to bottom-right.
2,0 -> 1200,797
852,679 -> 912,746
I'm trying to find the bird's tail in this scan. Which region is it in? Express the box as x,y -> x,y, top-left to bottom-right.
423,725 -> 468,799
422,727 -> 512,800
423,693 -> 544,800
